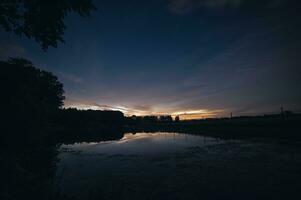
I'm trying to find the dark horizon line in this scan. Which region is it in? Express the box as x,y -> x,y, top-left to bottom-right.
62,107 -> 300,120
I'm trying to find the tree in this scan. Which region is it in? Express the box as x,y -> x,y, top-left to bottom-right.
0,0 -> 96,49
1,58 -> 65,137
159,115 -> 173,122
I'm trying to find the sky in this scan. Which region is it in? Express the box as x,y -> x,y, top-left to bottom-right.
1,0 -> 301,119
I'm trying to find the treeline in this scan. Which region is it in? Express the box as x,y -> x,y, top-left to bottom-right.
124,115 -> 174,131
55,108 -> 124,143
126,115 -> 173,123
1,58 -> 125,147
125,113 -> 301,139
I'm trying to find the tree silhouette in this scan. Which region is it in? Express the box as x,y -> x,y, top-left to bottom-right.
0,0 -> 96,49
159,115 -> 173,122
1,57 -> 65,140
5,57 -> 65,109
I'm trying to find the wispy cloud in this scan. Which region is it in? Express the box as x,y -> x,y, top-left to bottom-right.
64,98 -> 121,110
168,0 -> 284,14
168,0 -> 243,14
172,108 -> 226,120
56,71 -> 83,84
64,98 -> 155,116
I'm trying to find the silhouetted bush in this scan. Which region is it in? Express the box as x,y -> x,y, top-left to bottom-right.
1,58 -> 65,148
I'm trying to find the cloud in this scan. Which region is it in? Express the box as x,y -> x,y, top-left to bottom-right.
168,0 -> 243,14
63,97 -> 156,115
57,71 -> 83,84
132,105 -> 153,112
168,0 -> 285,14
172,108 -> 226,120
64,98 -> 121,110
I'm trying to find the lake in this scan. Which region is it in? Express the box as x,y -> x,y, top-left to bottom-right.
54,132 -> 301,200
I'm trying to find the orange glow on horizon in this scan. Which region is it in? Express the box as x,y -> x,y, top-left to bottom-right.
64,101 -> 225,120
176,113 -> 217,120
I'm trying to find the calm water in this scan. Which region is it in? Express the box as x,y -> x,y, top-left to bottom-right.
54,132 -> 301,200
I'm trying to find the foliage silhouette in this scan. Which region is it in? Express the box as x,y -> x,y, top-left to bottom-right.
0,0 -> 96,49
125,113 -> 301,139
1,58 -> 64,147
159,115 -> 173,122
56,108 -> 124,142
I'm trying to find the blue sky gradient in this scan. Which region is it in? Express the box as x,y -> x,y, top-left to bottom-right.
1,0 -> 300,118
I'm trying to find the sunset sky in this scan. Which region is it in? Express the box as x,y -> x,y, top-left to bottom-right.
1,0 -> 300,119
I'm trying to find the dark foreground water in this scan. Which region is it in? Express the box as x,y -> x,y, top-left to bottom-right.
54,132 -> 301,200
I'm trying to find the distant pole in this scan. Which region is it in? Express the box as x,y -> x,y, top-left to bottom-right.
230,112 -> 233,119
281,106 -> 285,119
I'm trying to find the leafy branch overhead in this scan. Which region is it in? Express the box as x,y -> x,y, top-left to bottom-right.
0,0 -> 96,49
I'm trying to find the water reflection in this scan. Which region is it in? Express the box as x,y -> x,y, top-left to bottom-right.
4,132 -> 301,200
60,132 -> 223,156
56,132 -> 301,200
